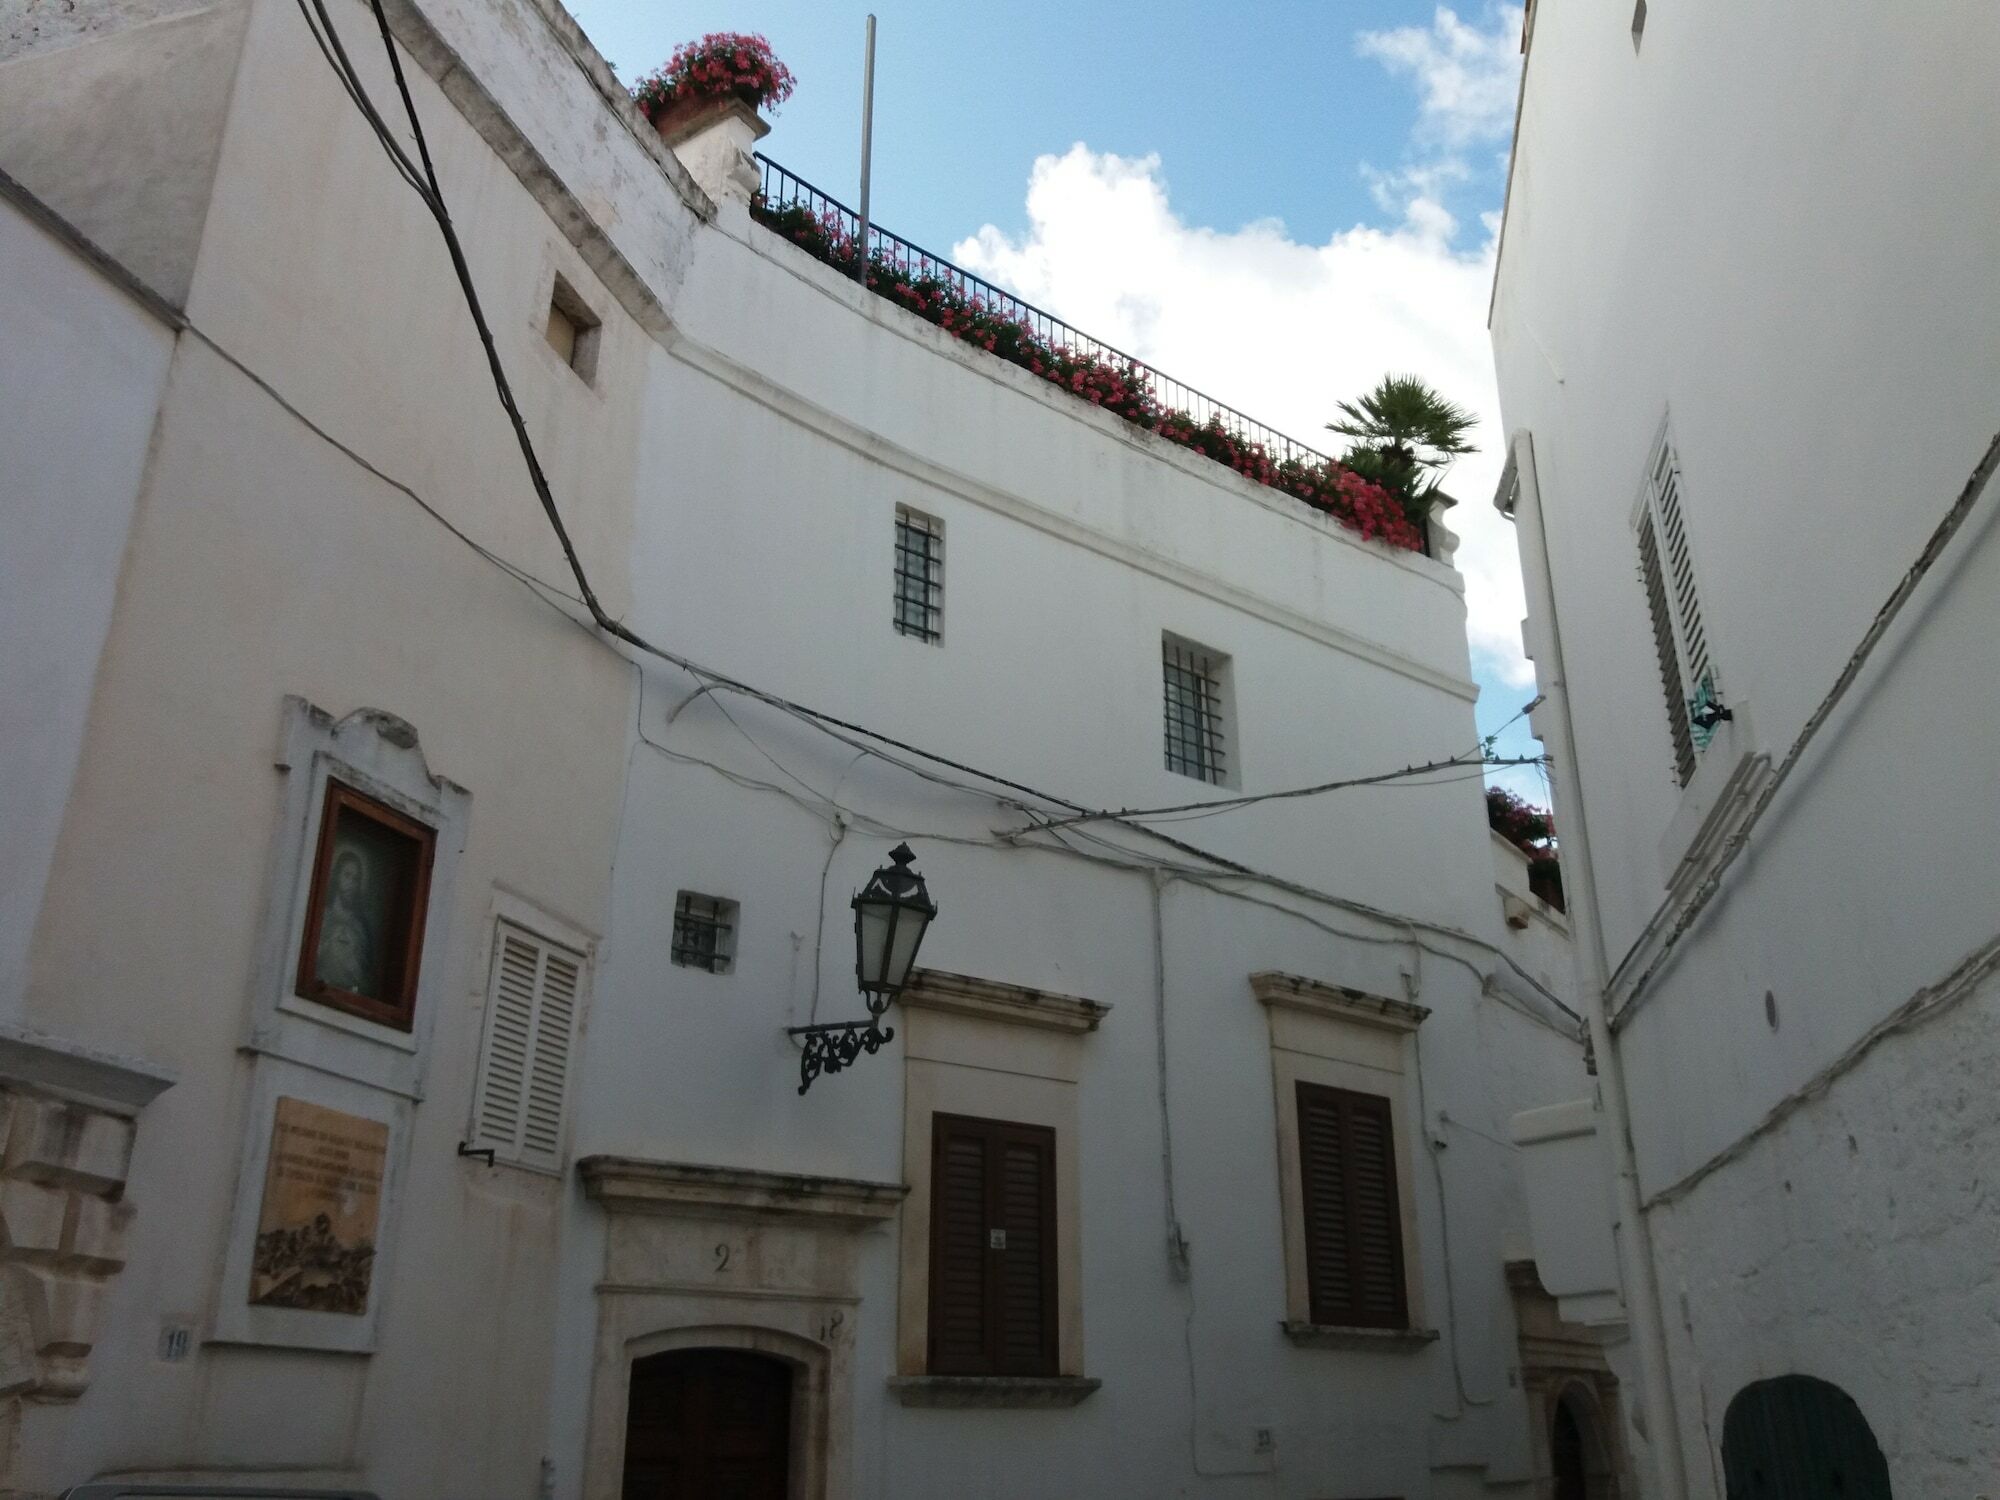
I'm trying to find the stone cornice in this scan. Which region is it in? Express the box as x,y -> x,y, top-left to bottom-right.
1250,971 -> 1429,1032
579,1157 -> 907,1226
900,970 -> 1109,1035
0,1023 -> 175,1116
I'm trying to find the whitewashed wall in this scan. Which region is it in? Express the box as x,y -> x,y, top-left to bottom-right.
0,198 -> 175,1026
544,145 -> 1591,1497
0,0 -> 656,1489
1,0 -> 1594,1494
1491,0 -> 2000,1492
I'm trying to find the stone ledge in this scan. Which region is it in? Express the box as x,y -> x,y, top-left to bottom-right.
887,1375 -> 1102,1409
579,1156 -> 907,1226
901,970 -> 1110,1034
1280,1321 -> 1440,1352
1251,972 -> 1429,1032
0,1024 -> 174,1116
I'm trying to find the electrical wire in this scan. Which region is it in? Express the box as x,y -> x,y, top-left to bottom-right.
1030,752 -> 1546,832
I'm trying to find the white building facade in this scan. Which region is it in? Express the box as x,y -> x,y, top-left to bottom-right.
2,1 -> 1607,1496
1490,2 -> 2000,1496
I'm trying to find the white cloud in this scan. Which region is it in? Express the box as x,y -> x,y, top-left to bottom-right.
953,146 -> 1532,689
1357,5 -> 1525,148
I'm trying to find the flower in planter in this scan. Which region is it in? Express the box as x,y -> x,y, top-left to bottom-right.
1486,786 -> 1554,850
746,186 -> 1432,554
632,32 -> 796,123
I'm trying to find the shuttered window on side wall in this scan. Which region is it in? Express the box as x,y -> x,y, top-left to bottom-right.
1638,515 -> 1698,783
1637,431 -> 1715,785
928,1113 -> 1058,1376
470,921 -> 586,1173
1296,1082 -> 1408,1330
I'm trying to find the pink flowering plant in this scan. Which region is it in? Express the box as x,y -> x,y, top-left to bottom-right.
751,198 -> 1427,552
1486,787 -> 1564,908
632,32 -> 796,120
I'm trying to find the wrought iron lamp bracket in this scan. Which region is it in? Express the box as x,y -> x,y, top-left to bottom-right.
788,1017 -> 894,1095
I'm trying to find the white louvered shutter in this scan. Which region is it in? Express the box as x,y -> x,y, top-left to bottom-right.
471,922 -> 585,1172
1638,430 -> 1718,784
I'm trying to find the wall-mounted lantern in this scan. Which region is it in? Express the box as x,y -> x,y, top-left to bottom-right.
789,843 -> 937,1094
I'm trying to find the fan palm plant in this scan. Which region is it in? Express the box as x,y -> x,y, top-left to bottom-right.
1327,374 -> 1478,517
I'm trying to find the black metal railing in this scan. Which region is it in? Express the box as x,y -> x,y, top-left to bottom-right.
753,154 -> 1344,473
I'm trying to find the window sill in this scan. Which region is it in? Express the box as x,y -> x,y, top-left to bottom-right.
1657,704 -> 1767,900
1281,1321 -> 1439,1352
887,1375 -> 1102,1409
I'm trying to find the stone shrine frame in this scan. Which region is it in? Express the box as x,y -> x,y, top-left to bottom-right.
245,698 -> 470,1100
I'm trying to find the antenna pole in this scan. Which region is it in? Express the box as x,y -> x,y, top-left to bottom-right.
856,14 -> 876,282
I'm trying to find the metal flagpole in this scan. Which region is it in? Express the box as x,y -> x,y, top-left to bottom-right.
855,14 -> 876,282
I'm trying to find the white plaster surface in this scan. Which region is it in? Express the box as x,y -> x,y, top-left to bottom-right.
1491,0 -> 2000,1491
0,197 -> 174,1027
0,0 -> 1597,1494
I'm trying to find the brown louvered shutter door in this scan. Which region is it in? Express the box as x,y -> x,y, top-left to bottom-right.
992,1124 -> 1057,1374
928,1117 -> 991,1374
928,1114 -> 1058,1376
1297,1082 -> 1408,1329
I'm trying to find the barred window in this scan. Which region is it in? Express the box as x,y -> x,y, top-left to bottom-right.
671,892 -> 737,974
894,507 -> 944,643
1163,639 -> 1228,784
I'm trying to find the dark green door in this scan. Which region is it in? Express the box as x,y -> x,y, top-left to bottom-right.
1722,1375 -> 1892,1500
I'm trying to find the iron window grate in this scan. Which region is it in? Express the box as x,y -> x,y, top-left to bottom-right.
1163,642 -> 1226,783
672,892 -> 736,973
894,508 -> 944,643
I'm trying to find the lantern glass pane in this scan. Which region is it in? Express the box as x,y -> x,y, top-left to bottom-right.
885,904 -> 928,992
856,901 -> 893,988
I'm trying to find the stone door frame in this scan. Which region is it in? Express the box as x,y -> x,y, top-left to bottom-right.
578,1157 -> 905,1500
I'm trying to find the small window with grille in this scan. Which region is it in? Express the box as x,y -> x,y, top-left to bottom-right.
894,507 -> 944,643
671,891 -> 737,974
1163,636 -> 1230,784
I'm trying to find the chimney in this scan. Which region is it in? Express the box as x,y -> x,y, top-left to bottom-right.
654,96 -> 769,207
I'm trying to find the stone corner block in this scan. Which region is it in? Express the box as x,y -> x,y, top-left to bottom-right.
2,1099 -> 134,1197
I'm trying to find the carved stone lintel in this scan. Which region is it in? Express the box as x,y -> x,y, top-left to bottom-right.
901,970 -> 1110,1034
578,1157 -> 906,1227
1250,971 -> 1429,1031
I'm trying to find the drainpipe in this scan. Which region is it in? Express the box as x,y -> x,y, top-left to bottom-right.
1504,432 -> 1690,1499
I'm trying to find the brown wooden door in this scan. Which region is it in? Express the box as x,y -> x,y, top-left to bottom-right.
622,1348 -> 792,1500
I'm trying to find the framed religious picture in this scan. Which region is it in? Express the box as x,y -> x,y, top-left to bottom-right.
294,778 -> 437,1031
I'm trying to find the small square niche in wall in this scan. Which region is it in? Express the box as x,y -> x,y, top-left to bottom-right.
1631,0 -> 1647,49
544,273 -> 601,384
672,891 -> 737,974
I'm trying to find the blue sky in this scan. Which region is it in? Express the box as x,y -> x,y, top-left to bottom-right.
571,1 -> 1469,254
567,1 -> 1545,798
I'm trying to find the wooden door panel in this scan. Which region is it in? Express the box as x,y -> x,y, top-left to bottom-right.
623,1349 -> 791,1500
